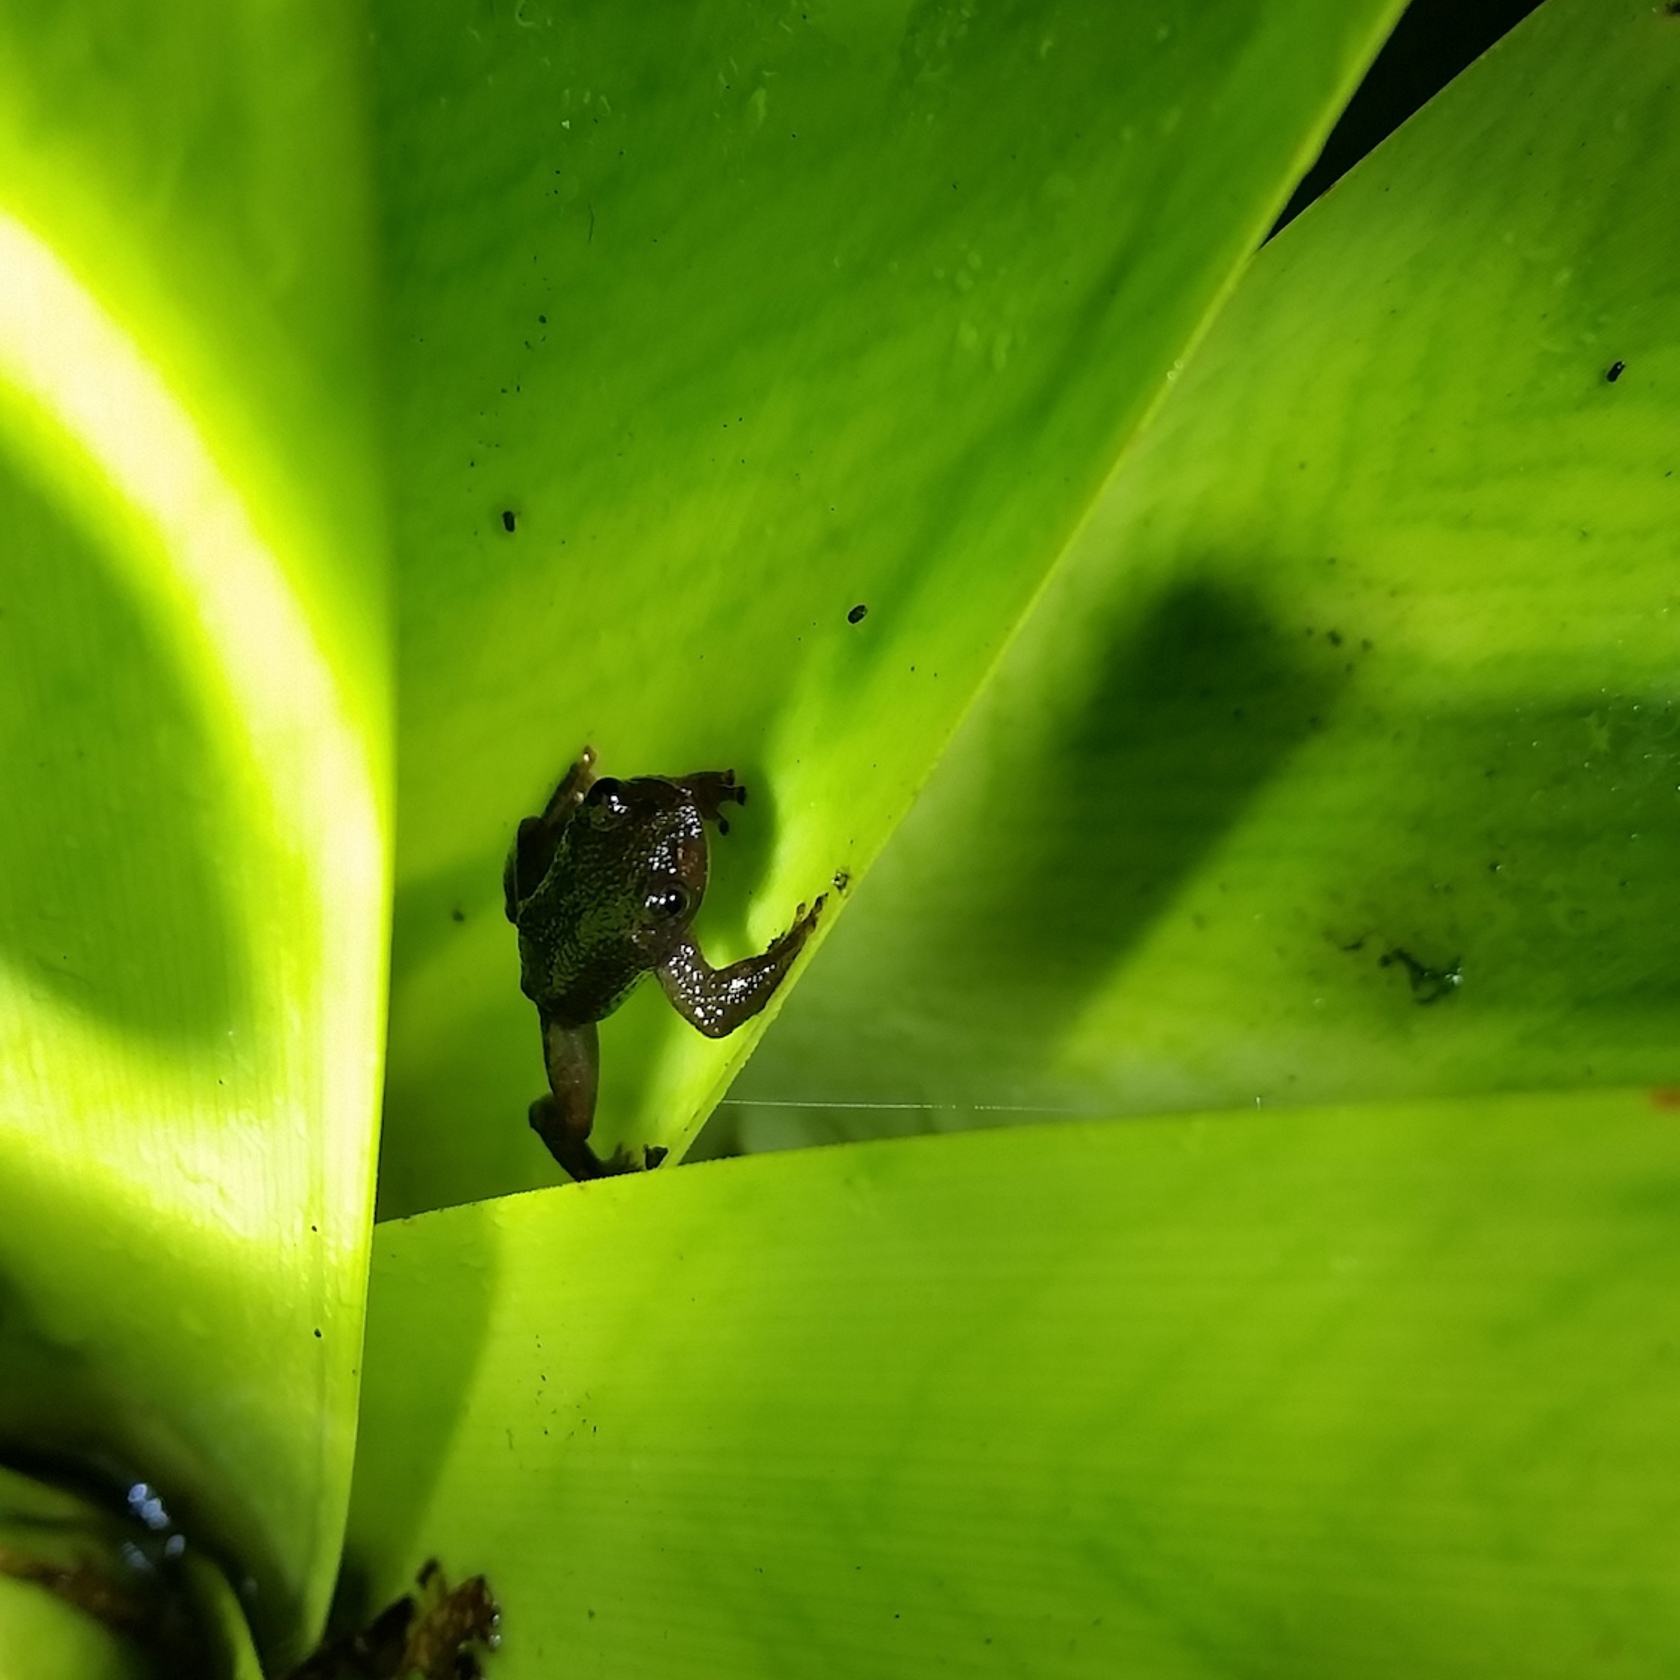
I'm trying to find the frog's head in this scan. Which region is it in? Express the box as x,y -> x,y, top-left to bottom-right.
574,774 -> 708,956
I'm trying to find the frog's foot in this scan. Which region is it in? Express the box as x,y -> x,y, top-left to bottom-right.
673,769 -> 747,835
765,895 -> 826,962
599,1142 -> 669,1175
530,1098 -> 667,1181
530,1093 -> 607,1181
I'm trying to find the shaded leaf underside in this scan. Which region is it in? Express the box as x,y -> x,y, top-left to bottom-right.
737,0 -> 1680,1145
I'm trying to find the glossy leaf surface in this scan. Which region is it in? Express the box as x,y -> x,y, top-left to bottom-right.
348,1086 -> 1680,1678
735,0 -> 1680,1146
372,0 -> 1405,1215
0,1 -> 388,1659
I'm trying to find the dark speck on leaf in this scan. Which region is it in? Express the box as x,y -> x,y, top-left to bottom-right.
502,510 -> 517,533
1327,629 -> 1343,647
1606,360 -> 1626,383
832,869 -> 851,894
847,603 -> 868,624
451,907 -> 466,923
1380,946 -> 1462,1005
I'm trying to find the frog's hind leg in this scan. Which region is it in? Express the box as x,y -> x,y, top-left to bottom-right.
504,748 -> 598,921
531,1017 -> 650,1180
528,1094 -> 658,1180
531,1018 -> 605,1180
671,768 -> 746,835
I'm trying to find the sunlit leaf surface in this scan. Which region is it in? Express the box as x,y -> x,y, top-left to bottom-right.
0,2 -> 387,1659
372,0 -> 1405,1214
736,0 -> 1680,1146
348,1087 -> 1680,1678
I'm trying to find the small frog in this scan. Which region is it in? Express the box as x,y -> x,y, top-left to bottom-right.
504,747 -> 823,1181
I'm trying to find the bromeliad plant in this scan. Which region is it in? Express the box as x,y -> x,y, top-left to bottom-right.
2,0 -> 1678,1674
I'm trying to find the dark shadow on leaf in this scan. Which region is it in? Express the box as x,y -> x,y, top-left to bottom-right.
387,854 -> 503,986
1312,688 -> 1680,1028
334,1210 -> 499,1655
0,455 -> 247,1045
916,574 -> 1347,1065
0,1235 -> 292,1665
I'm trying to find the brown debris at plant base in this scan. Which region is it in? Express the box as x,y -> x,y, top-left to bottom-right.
288,1560 -> 501,1680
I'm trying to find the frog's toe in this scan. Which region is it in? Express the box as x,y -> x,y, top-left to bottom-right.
598,1142 -> 666,1176
776,895 -> 825,950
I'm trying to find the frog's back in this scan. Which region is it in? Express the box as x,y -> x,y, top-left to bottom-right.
510,782 -> 709,1026
513,834 -> 655,1024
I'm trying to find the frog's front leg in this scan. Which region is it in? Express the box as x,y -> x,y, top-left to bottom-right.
671,768 -> 746,834
655,896 -> 825,1037
503,747 -> 599,921
542,746 -> 600,821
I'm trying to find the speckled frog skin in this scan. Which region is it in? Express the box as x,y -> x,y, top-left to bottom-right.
503,747 -> 823,1181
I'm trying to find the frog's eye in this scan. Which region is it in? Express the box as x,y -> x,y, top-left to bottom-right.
584,778 -> 630,823
644,883 -> 692,920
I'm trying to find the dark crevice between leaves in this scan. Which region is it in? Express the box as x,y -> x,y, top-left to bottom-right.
0,1259 -> 299,1668
0,1453 -> 243,1680
288,1560 -> 500,1680
1270,0 -> 1549,238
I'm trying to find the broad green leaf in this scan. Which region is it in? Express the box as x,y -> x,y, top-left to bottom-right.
0,2 -> 387,1660
735,0 -> 1680,1145
0,1578 -> 266,1680
346,1086 -> 1680,1678
373,0 -> 1406,1216
0,1578 -> 146,1680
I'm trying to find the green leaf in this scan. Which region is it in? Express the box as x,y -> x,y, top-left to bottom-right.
347,1086 -> 1680,1677
0,1465 -> 267,1679
737,0 -> 1680,1143
373,0 -> 1406,1216
0,1576 -> 149,1680
0,1 -> 388,1659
